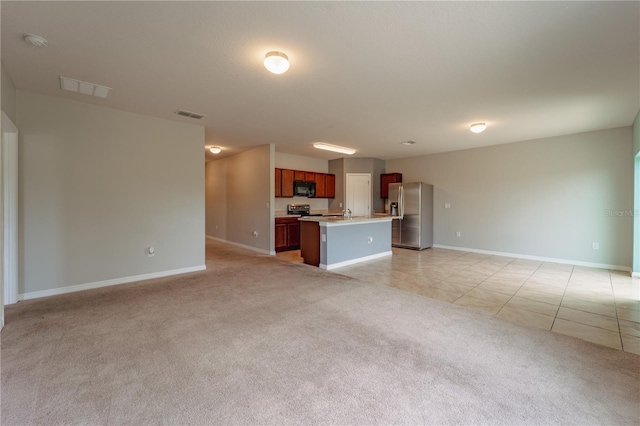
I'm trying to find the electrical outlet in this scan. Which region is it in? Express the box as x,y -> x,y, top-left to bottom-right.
253,231 -> 259,238
147,246 -> 155,257
592,242 -> 599,250
339,203 -> 343,208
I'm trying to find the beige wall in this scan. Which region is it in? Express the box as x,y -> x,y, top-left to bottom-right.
1,63 -> 17,124
205,145 -> 273,253
387,127 -> 633,268
17,91 -> 205,295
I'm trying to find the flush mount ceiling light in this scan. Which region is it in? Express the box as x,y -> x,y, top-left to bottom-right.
60,76 -> 111,98
400,140 -> 417,146
209,146 -> 222,154
23,33 -> 48,48
264,51 -> 290,74
470,122 -> 487,133
313,142 -> 356,155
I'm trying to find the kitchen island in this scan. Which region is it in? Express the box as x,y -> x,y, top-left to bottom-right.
299,216 -> 393,269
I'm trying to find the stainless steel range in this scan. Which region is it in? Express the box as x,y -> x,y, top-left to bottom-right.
287,204 -> 322,216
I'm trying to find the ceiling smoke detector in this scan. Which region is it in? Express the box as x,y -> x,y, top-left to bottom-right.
23,33 -> 48,48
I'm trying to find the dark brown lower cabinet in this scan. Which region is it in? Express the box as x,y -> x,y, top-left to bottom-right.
275,217 -> 300,252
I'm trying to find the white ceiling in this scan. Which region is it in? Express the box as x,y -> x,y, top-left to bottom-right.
2,1 -> 638,161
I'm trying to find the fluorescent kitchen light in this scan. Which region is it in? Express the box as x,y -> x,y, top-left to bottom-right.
60,76 -> 111,99
313,142 -> 356,155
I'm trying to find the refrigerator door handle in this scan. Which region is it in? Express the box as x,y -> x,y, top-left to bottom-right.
399,185 -> 404,219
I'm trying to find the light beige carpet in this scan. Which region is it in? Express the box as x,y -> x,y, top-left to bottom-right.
1,240 -> 639,425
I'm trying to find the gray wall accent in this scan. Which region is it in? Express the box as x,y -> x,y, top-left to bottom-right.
205,145 -> 272,252
344,158 -> 385,213
321,221 -> 392,266
275,152 -> 329,211
328,157 -> 385,213
372,158 -> 386,212
17,91 -> 205,294
1,63 -> 17,123
328,158 -> 345,211
387,127 -> 633,267
205,158 -> 228,239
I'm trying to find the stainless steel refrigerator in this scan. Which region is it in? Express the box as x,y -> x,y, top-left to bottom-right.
388,182 -> 433,250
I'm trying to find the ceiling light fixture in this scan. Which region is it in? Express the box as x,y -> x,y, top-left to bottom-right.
264,51 -> 290,74
313,142 -> 356,155
60,76 -> 111,98
23,33 -> 48,48
209,146 -> 222,154
470,122 -> 487,133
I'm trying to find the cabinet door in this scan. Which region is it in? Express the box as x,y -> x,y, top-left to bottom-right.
325,174 -> 335,198
315,173 -> 326,198
294,170 -> 305,181
381,173 -> 402,198
287,222 -> 300,248
305,172 -> 315,182
275,168 -> 282,198
282,169 -> 294,197
275,223 -> 288,252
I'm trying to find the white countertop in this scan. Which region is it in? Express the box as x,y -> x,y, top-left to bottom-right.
299,215 -> 393,226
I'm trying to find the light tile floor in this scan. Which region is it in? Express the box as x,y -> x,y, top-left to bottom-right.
276,247 -> 640,354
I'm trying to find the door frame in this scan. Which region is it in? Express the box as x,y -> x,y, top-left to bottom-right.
345,173 -> 371,216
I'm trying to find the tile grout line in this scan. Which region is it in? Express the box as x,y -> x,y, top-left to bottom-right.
608,269 -> 625,351
494,260 -> 545,319
550,265 -> 574,331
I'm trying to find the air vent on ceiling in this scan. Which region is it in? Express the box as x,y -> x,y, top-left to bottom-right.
175,110 -> 205,120
60,76 -> 111,99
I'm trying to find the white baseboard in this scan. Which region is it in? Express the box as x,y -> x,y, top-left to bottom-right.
432,244 -> 631,272
321,250 -> 393,270
206,235 -> 275,255
18,265 -> 207,301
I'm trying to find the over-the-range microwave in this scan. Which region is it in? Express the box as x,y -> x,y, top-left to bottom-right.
294,180 -> 316,198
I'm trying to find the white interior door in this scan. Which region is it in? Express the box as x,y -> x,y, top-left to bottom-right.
2,112 -> 18,314
346,173 -> 371,216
